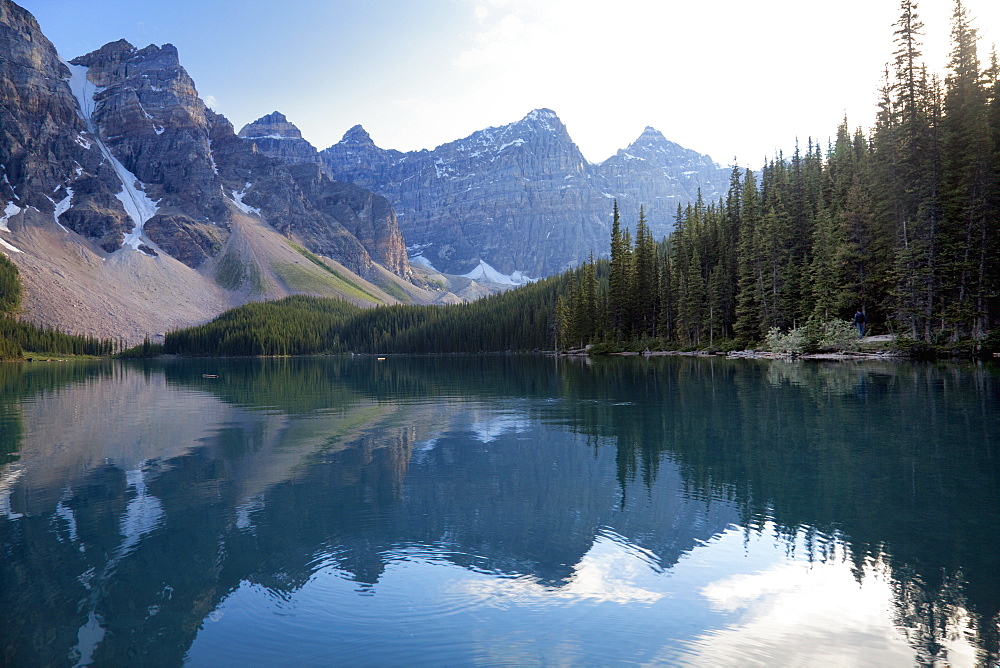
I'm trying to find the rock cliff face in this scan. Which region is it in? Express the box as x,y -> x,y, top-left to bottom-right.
62,40 -> 412,278
0,0 -> 421,342
0,0 -> 410,283
238,114 -> 410,279
0,0 -> 128,250
319,109 -> 731,278
595,126 -> 730,231
238,111 -> 320,165
286,163 -> 410,279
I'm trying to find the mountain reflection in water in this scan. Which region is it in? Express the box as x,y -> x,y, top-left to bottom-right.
0,356 -> 997,666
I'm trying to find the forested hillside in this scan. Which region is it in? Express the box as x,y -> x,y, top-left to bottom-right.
163,276 -> 566,356
560,0 -> 998,351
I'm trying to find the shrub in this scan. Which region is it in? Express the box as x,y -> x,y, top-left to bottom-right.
764,326 -> 808,354
587,341 -> 626,355
810,318 -> 860,351
765,318 -> 859,354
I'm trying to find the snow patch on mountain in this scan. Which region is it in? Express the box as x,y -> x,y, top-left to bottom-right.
229,184 -> 260,216
1,202 -> 21,232
52,190 -> 73,231
496,139 -> 525,153
409,254 -> 438,272
0,238 -> 22,254
117,176 -> 159,250
462,259 -> 533,286
0,202 -> 23,253
207,139 -> 219,175
246,134 -> 301,140
66,62 -> 101,121
67,63 -> 159,250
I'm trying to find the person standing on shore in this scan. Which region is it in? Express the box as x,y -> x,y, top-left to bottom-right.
853,309 -> 867,338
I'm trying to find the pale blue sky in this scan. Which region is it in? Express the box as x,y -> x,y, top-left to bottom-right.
19,0 -> 1000,167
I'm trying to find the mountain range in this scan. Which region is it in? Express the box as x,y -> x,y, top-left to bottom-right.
1,0 -> 730,341
245,109 -> 731,280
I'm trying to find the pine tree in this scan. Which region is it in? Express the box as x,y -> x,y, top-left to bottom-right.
735,169 -> 764,343
657,243 -> 675,342
940,0 -> 991,337
620,226 -> 635,339
986,51 -> 1000,331
608,200 -> 629,337
583,253 -> 599,342
876,1 -> 944,340
555,295 -> 571,350
632,207 -> 659,338
809,203 -> 840,320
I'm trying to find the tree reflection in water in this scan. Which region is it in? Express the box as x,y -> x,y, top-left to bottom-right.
0,356 -> 996,665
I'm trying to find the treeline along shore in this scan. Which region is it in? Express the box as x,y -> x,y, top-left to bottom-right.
1,0 -> 997,361
558,0 -> 999,356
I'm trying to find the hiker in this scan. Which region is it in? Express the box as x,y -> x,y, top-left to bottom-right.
853,309 -> 867,338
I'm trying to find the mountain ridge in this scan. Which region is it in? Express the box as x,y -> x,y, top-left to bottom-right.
312,108 -> 731,278
0,0 -> 439,344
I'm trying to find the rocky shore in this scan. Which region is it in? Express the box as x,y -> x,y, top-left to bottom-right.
563,335 -> 905,361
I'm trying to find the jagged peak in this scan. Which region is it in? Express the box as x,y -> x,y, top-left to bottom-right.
518,108 -> 564,130
71,38 -> 136,66
524,108 -> 559,121
621,125 -> 685,155
339,124 -> 375,146
261,111 -> 287,124
71,39 -> 182,74
638,126 -> 665,141
137,42 -> 179,61
238,111 -> 304,139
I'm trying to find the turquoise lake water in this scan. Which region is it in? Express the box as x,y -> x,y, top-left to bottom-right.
1,355 -> 997,666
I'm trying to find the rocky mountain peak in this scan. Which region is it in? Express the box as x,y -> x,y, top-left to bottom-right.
238,111 -> 318,166
616,126 -> 685,158
238,111 -> 303,139
70,40 -> 185,89
637,126 -> 666,143
61,36 -> 222,260
72,37 -> 134,64
322,107 -> 731,277
520,108 -> 562,129
0,0 -> 97,211
447,107 -> 579,163
339,124 -> 375,146
500,109 -> 572,145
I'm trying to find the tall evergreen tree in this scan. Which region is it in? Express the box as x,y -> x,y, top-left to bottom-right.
608,200 -> 629,337
735,169 -> 764,343
632,207 -> 659,337
986,51 -> 1000,330
940,0 -> 991,337
876,1 -> 944,340
620,226 -> 635,339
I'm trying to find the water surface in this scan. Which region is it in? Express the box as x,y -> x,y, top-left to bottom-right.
1,356 -> 997,666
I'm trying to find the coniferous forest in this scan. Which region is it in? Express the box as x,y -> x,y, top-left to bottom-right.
163,278 -> 566,356
561,0 -> 999,353
164,1 -> 999,359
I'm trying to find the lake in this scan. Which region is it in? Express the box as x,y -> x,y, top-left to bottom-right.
1,355 -> 997,666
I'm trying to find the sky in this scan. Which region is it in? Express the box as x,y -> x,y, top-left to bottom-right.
18,0 -> 1000,168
